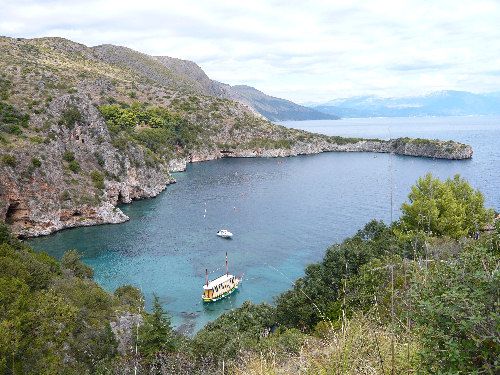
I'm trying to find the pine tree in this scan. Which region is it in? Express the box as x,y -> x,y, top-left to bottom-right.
138,295 -> 176,360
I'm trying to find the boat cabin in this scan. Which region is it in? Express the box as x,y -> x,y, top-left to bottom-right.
202,252 -> 241,302
202,273 -> 239,301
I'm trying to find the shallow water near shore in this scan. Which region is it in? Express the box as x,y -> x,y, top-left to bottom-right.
29,116 -> 500,333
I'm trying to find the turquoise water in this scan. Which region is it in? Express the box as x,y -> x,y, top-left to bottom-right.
29,116 -> 500,333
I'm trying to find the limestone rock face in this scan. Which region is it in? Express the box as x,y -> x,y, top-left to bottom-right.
0,94 -> 172,237
388,138 -> 473,159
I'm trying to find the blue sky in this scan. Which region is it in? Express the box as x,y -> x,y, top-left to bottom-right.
1,0 -> 499,102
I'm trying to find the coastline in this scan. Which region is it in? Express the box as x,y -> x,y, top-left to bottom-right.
18,136 -> 471,238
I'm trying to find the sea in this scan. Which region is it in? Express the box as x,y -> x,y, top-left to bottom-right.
28,116 -> 500,334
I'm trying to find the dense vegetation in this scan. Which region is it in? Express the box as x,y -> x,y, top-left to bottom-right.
0,174 -> 498,374
99,102 -> 202,158
0,101 -> 29,138
397,173 -> 494,239
0,226 -> 120,374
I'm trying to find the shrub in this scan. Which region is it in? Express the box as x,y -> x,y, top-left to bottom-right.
31,157 -> 42,168
0,77 -> 11,100
68,160 -> 80,173
60,190 -> 71,201
0,228 -> 124,373
59,105 -> 82,129
275,220 -> 397,331
90,170 -> 105,190
410,243 -> 498,372
1,154 -> 16,167
243,137 -> 294,150
61,249 -> 93,279
62,151 -> 80,173
98,102 -> 201,155
63,150 -> 75,162
94,152 -> 105,167
0,101 -> 27,126
114,285 -> 143,310
5,124 -> 22,135
29,135 -> 45,144
192,302 -> 276,361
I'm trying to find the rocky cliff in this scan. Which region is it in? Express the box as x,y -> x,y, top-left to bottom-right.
0,36 -> 472,237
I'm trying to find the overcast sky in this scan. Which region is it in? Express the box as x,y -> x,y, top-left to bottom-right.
1,0 -> 499,103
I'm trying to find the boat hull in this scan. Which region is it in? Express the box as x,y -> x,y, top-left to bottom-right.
202,285 -> 239,302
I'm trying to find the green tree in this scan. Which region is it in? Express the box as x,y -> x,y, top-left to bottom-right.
397,173 -> 494,239
114,285 -> 143,310
61,249 -> 93,279
138,295 -> 176,360
410,243 -> 499,373
275,220 -> 399,330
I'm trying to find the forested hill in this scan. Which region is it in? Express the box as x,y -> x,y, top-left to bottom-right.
1,174 -> 498,374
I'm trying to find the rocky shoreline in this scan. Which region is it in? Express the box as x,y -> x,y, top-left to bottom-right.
0,117 -> 472,238
168,138 -> 473,172
2,138 -> 472,238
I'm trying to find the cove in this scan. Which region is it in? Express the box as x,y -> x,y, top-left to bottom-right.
29,116 -> 500,333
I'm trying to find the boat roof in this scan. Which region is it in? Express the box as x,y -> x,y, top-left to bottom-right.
203,274 -> 235,289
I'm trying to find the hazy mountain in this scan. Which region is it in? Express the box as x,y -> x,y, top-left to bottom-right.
311,91 -> 500,118
230,85 -> 339,121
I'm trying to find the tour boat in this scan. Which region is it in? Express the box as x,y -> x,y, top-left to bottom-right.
216,229 -> 233,238
202,253 -> 241,302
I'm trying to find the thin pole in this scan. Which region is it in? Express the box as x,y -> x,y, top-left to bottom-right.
405,261 -> 410,375
391,265 -> 395,375
390,149 -> 393,224
134,295 -> 142,375
206,268 -> 209,286
388,125 -> 394,224
225,252 -> 228,275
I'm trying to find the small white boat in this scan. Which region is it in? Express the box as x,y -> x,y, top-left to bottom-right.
217,229 -> 233,238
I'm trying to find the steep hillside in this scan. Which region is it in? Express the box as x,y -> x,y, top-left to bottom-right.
154,55 -> 234,99
154,55 -> 338,121
94,45 -> 335,121
0,36 -> 472,237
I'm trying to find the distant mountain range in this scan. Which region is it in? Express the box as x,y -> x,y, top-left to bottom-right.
309,91 -> 500,118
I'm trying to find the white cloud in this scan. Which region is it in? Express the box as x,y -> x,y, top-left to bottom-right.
1,0 -> 499,102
